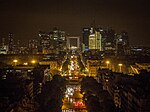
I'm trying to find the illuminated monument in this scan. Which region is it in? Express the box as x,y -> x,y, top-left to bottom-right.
67,36 -> 80,50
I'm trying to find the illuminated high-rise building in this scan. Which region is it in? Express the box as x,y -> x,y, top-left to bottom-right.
82,28 -> 91,51
8,32 -> 14,54
0,46 -> 8,54
89,31 -> 102,51
1,38 -> 5,46
29,39 -> 38,54
89,34 -> 96,49
51,28 -> 66,52
82,27 -> 116,52
39,31 -> 51,54
50,28 -> 66,53
0,38 -> 8,54
38,28 -> 66,54
13,40 -> 21,54
116,31 -> 129,55
51,27 -> 66,41
96,27 -> 116,51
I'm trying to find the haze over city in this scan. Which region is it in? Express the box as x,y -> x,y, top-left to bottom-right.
0,0 -> 149,46
0,0 -> 150,112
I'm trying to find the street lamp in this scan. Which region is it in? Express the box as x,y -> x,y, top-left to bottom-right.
31,60 -> 36,64
23,62 -> 28,65
106,61 -> 110,69
13,59 -> 18,66
118,63 -> 123,72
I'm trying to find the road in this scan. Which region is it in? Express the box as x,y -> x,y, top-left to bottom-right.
62,54 -> 87,112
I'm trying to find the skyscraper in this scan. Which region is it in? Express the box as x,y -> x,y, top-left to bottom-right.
82,28 -> 91,51
1,38 -> 5,46
29,39 -> 38,54
89,31 -> 102,51
96,27 -> 116,51
8,32 -> 14,54
82,27 -> 116,52
116,31 -> 129,56
39,31 -> 51,54
0,38 -> 8,54
51,28 -> 66,52
38,28 -> 66,54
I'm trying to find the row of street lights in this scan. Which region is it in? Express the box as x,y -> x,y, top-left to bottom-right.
13,59 -> 37,66
106,61 -> 123,72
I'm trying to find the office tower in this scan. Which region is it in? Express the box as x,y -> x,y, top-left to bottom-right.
105,28 -> 116,51
82,26 -> 116,52
0,38 -> 8,54
14,40 -> 21,54
8,32 -> 14,54
51,28 -> 66,50
38,28 -> 66,54
89,31 -> 102,51
89,34 -> 96,49
0,46 -> 8,54
96,31 -> 102,51
1,38 -> 5,46
116,31 -> 129,56
39,31 -> 51,54
29,39 -> 38,54
82,28 -> 91,51
96,27 -> 116,51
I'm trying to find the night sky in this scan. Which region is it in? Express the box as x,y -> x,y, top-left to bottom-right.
0,0 -> 149,46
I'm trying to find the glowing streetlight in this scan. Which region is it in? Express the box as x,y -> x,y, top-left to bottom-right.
23,62 -> 28,65
106,61 -> 110,68
118,63 -> 123,72
13,59 -> 18,63
31,60 -> 36,64
13,59 -> 18,66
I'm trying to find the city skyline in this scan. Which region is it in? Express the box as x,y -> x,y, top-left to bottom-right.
0,0 -> 149,46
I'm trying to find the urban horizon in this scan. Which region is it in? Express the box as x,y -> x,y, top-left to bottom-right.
0,0 -> 150,112
0,0 -> 150,46
0,26 -> 150,47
